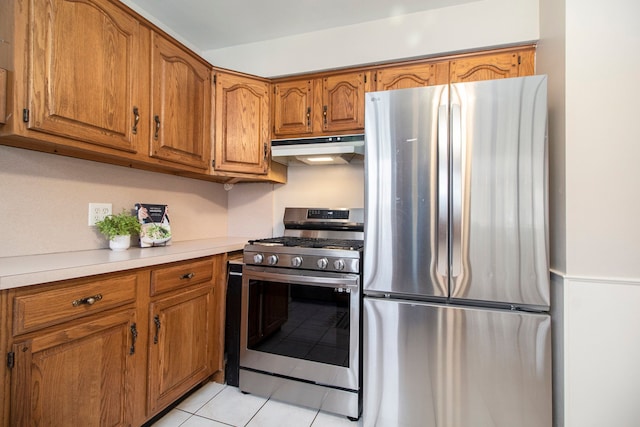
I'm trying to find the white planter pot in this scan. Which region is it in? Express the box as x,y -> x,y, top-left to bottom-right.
109,235 -> 131,251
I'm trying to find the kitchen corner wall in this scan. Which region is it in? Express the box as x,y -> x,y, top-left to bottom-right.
227,163 -> 365,238
0,145 -> 229,258
539,0 -> 640,425
202,0 -> 540,78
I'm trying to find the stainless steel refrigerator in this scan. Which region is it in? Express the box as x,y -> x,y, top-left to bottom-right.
363,75 -> 551,427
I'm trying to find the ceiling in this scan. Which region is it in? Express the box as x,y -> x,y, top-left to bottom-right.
124,0 -> 475,51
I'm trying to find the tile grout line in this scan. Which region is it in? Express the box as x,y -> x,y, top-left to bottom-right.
242,395 -> 271,427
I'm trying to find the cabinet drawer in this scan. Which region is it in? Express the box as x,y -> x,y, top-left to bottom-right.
150,257 -> 213,296
13,272 -> 139,336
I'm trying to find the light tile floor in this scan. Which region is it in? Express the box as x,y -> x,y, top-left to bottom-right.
151,382 -> 363,427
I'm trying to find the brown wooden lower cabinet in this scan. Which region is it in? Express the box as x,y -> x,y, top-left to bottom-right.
2,254 -> 227,427
10,309 -> 139,427
147,283 -> 215,415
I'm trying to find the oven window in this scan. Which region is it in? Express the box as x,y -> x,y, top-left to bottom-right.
247,279 -> 351,367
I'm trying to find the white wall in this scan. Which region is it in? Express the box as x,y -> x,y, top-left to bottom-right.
204,0 -> 540,77
227,164 -> 365,237
537,0 -> 566,274
564,0 -> 640,279
564,277 -> 640,427
538,0 -> 640,425
0,146 -> 229,257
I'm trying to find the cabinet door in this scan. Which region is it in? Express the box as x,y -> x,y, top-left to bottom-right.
150,32 -> 211,169
148,284 -> 215,414
375,62 -> 449,91
29,0 -> 140,152
10,309 -> 138,427
273,79 -> 313,136
214,72 -> 270,174
322,72 -> 366,132
450,51 -> 522,83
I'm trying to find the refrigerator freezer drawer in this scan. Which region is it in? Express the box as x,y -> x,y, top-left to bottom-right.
363,297 -> 551,427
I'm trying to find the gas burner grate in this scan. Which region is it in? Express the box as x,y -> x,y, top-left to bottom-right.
249,236 -> 363,251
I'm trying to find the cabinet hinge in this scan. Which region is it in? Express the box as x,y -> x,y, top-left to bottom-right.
364,75 -> 367,83
22,108 -> 29,123
7,352 -> 14,369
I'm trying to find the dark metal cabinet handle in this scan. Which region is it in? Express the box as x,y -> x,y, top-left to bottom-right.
132,106 -> 140,135
129,323 -> 138,355
72,294 -> 103,307
154,115 -> 161,140
153,315 -> 161,344
306,107 -> 311,127
180,272 -> 195,280
323,105 -> 327,125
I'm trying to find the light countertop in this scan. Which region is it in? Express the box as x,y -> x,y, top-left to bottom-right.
0,237 -> 250,290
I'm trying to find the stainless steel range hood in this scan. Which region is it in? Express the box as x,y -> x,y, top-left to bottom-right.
271,134 -> 364,165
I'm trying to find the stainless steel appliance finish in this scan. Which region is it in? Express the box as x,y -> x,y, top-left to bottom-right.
240,208 -> 363,419
271,134 -> 365,165
364,298 -> 551,427
363,76 -> 551,427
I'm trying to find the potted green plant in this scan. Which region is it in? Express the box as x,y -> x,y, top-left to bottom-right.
95,209 -> 142,251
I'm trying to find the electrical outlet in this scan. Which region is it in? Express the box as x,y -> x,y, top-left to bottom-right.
88,203 -> 112,226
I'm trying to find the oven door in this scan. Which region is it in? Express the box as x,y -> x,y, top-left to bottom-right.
240,265 -> 360,391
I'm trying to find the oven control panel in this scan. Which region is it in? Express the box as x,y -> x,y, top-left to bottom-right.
243,249 -> 361,274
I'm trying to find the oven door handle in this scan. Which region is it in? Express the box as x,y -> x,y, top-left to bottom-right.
244,269 -> 360,290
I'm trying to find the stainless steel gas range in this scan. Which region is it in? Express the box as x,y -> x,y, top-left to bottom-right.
240,207 -> 363,420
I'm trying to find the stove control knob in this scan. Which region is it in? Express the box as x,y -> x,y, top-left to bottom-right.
267,255 -> 279,265
291,256 -> 303,267
334,259 -> 346,271
317,257 -> 329,269
253,254 -> 264,264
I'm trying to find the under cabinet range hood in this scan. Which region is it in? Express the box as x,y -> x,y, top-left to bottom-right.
271,134 -> 364,165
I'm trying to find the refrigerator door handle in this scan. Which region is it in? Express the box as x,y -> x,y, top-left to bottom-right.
436,104 -> 449,278
450,102 -> 462,278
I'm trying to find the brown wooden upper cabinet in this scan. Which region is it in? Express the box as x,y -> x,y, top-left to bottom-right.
272,79 -> 313,136
214,72 -> 270,175
28,0 -> 141,153
374,48 -> 535,90
449,49 -> 535,83
322,72 -> 367,132
374,62 -> 449,91
1,0 -> 216,175
150,32 -> 212,170
272,71 -> 369,139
